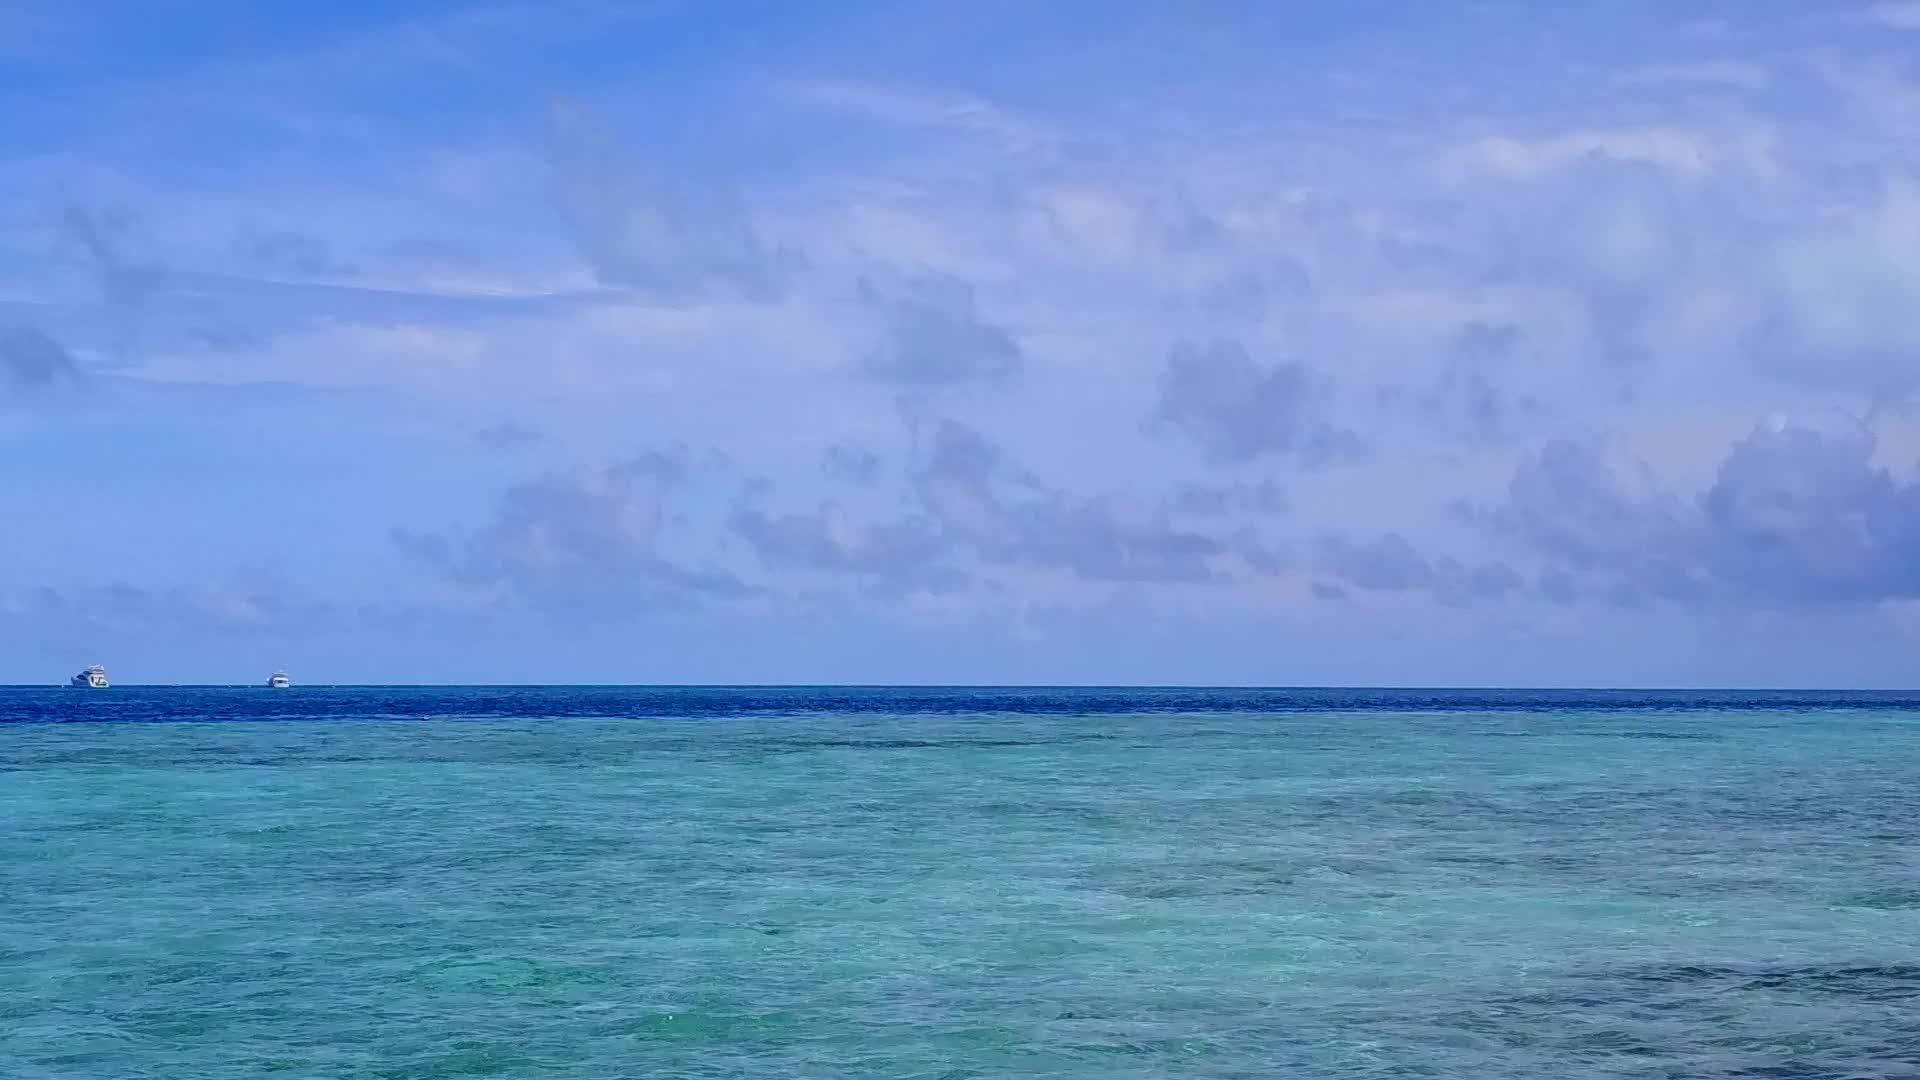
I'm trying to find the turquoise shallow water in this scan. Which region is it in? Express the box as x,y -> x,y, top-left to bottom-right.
4,687 -> 1920,1078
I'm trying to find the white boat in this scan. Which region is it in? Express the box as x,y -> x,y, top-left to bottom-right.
266,671 -> 291,689
69,665 -> 109,689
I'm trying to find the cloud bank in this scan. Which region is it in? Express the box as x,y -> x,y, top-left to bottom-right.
7,1 -> 1920,684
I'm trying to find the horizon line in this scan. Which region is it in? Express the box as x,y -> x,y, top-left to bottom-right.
6,682 -> 1920,693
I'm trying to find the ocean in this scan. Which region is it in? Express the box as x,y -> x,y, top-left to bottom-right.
3,686 -> 1918,1078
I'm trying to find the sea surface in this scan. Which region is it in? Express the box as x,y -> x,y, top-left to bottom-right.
4,686 -> 1920,1079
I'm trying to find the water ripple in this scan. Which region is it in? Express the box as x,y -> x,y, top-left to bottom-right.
3,687 -> 1918,1077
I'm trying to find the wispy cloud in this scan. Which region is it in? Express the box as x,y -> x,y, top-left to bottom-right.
857,272 -> 1023,386
1316,532 -> 1521,607
1613,60 -> 1770,91
821,441 -> 883,486
1149,339 -> 1365,466
543,101 -> 803,304
1866,2 -> 1920,30
395,450 -> 750,618
0,325 -> 79,387
775,78 -> 1053,149
475,421 -> 544,451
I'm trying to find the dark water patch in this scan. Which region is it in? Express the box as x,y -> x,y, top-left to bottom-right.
1124,874 -> 1299,900
1832,888 -> 1920,911
1074,854 -> 1398,900
1591,730 -> 1723,741
1725,1060 -> 1920,1079
1426,851 -> 1518,867
11,684 -> 1920,727
1427,971 -> 1920,1079
740,735 -> 1112,752
1558,1027 -> 1673,1057
1612,963 -> 1920,1002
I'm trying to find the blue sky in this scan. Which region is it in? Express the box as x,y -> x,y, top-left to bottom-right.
6,1 -> 1920,685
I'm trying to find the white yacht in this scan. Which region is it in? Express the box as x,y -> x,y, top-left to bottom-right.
69,665 -> 109,689
267,671 -> 291,689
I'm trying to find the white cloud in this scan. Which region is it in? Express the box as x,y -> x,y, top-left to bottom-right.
1867,1 -> 1920,29
1439,127 -> 1725,182
773,79 -> 1053,149
1762,176 -> 1920,381
1614,60 -> 1770,90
